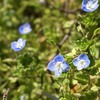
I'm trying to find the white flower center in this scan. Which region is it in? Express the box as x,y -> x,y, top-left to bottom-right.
23,27 -> 29,32
87,5 -> 92,9
79,60 -> 85,66
86,0 -> 96,10
55,62 -> 63,70
16,42 -> 22,48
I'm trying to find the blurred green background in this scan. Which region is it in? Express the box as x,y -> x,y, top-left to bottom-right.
0,0 -> 100,100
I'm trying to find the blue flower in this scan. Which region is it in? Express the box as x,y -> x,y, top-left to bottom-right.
11,38 -> 26,51
20,95 -> 24,100
82,0 -> 99,12
47,55 -> 69,77
18,23 -> 32,34
73,54 -> 90,70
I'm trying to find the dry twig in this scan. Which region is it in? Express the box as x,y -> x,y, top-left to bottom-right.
2,88 -> 10,100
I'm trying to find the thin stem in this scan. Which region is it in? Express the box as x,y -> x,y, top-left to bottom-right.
56,29 -> 72,54
2,88 -> 10,100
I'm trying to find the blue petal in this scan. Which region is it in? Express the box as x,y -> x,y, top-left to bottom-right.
92,0 -> 99,4
79,54 -> 89,61
82,0 -> 88,5
77,66 -> 84,70
11,42 -> 17,50
82,5 -> 99,12
82,7 -> 91,12
82,0 -> 99,12
13,48 -> 21,51
84,60 -> 90,68
11,38 -> 26,51
72,57 -> 79,67
18,38 -> 23,42
17,38 -> 26,51
73,54 -> 90,70
20,40 -> 26,49
18,38 -> 26,49
20,95 -> 24,100
62,62 -> 69,72
18,23 -> 32,34
90,4 -> 99,12
53,55 -> 64,62
47,60 -> 56,71
54,68 -> 62,77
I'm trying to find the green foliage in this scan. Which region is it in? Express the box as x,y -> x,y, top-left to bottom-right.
0,0 -> 100,100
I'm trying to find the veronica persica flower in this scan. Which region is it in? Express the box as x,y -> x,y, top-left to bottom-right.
47,55 -> 69,77
18,23 -> 32,34
73,54 -> 90,70
20,95 -> 24,100
82,0 -> 99,12
11,38 -> 26,51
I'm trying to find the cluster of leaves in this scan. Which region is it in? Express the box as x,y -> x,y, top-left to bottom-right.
0,0 -> 100,100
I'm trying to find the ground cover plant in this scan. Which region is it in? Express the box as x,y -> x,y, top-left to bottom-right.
0,0 -> 100,100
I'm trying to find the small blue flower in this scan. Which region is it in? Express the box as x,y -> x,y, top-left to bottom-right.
18,23 -> 32,34
11,38 -> 26,51
82,0 -> 99,12
73,54 -> 90,70
47,55 -> 69,77
20,95 -> 24,100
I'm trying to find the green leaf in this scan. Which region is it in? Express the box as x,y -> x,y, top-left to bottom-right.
91,85 -> 99,92
53,83 -> 60,89
74,73 -> 89,84
94,27 -> 100,35
63,20 -> 74,28
76,37 -> 92,51
47,40 -> 56,45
